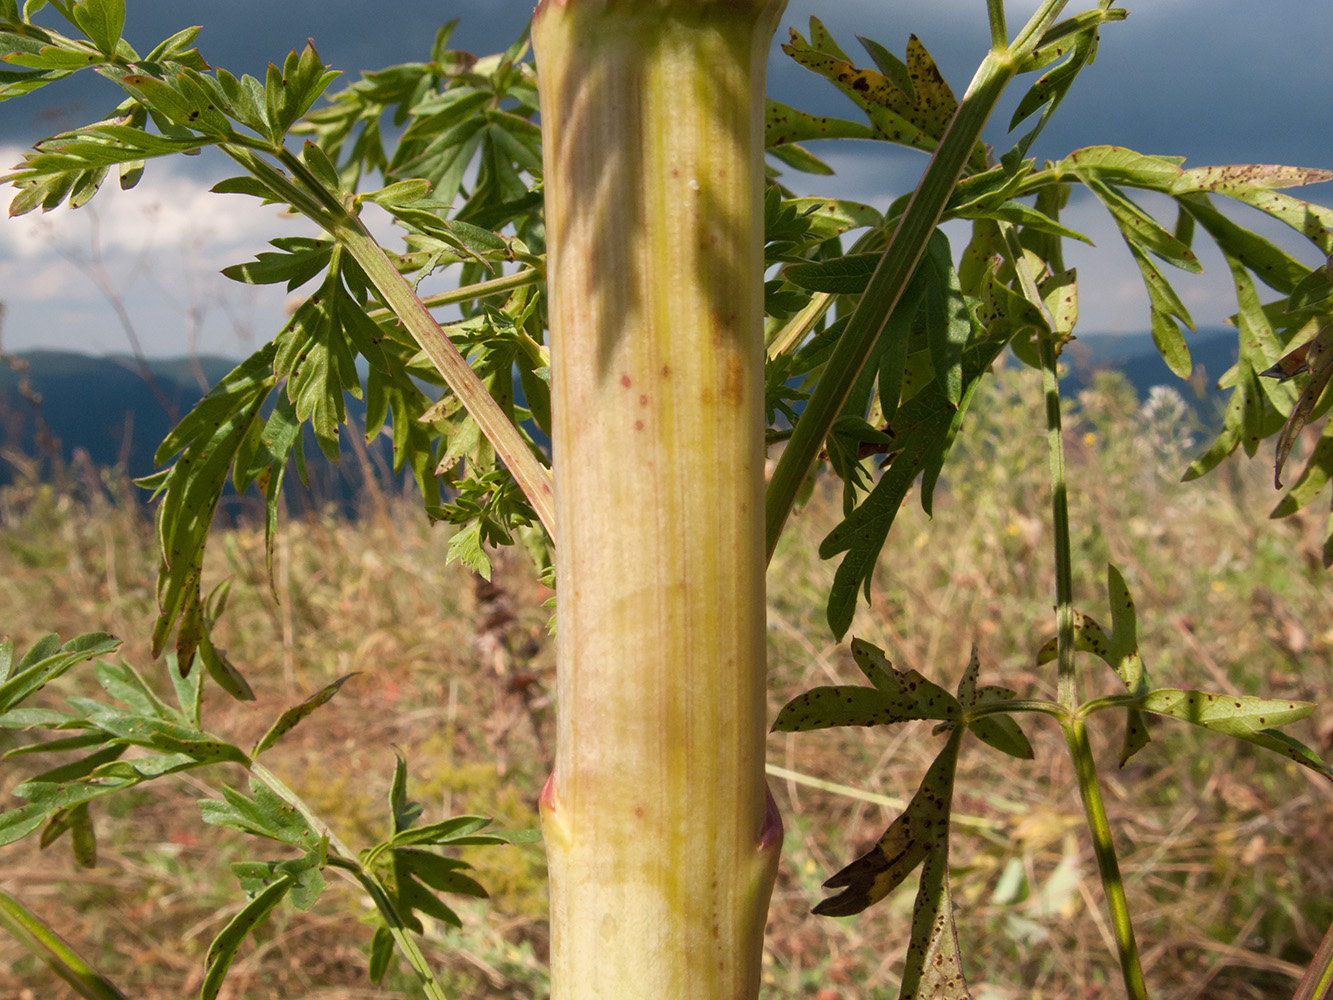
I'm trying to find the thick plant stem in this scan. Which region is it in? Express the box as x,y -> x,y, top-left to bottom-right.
533,2 -> 784,998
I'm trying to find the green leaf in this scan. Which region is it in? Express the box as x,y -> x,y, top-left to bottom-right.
368,923 -> 395,983
388,751 -> 424,836
922,229 -> 968,406
956,648 -> 1032,760
272,261 -> 370,462
388,815 -> 495,848
201,877 -> 292,1000
41,802 -> 97,867
199,779 -> 321,850
0,708 -> 84,729
1126,243 -> 1194,377
4,45 -> 104,71
764,98 -> 872,147
393,848 -> 487,898
820,336 -> 1009,639
93,659 -> 174,719
1272,410 -> 1333,518
117,72 -> 231,138
165,651 -> 204,728
1182,193 -> 1314,296
446,519 -> 492,579
1135,689 -> 1332,781
18,744 -> 125,784
852,638 -> 960,713
1036,567 -> 1151,762
263,41 -> 341,143
70,0 -> 123,57
232,853 -> 327,912
815,726 -> 963,916
300,139 -> 342,191
197,628 -> 256,704
1055,145 -> 1184,191
1086,177 -> 1201,273
783,25 -> 986,171
395,875 -> 462,930
899,851 -> 971,1000
92,712 -> 249,766
220,237 -> 334,291
1006,22 -> 1110,163
782,252 -> 879,295
142,25 -> 207,70
12,775 -> 141,815
0,803 -> 50,847
967,713 -> 1033,761
0,633 -> 120,713
1138,689 -> 1311,731
253,674 -> 358,756
360,177 -> 432,207
149,346 -> 275,671
772,684 -> 941,733
1170,163 -> 1333,198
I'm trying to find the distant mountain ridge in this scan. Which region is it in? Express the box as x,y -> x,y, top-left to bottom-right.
0,350 -> 384,509
1,330 -> 1239,494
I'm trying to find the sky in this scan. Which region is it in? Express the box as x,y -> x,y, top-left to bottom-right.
1,0 -> 1330,358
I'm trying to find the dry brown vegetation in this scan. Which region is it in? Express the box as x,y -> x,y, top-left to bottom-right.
2,368 -> 1331,999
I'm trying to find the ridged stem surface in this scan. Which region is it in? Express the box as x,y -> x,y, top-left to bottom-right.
534,2 -> 784,997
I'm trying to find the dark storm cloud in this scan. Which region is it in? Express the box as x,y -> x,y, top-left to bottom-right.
6,0 -> 1330,177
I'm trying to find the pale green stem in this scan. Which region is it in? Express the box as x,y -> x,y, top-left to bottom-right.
219,142 -> 558,537
249,762 -> 451,1000
765,763 -> 1002,835
764,0 -> 1073,559
333,218 -> 556,534
988,0 -> 1009,49
1025,220 -> 1146,997
533,2 -> 784,998
409,268 -> 544,317
0,887 -> 128,1000
767,291 -> 833,359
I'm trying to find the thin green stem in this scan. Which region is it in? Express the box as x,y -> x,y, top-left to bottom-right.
1062,719 -> 1148,1000
765,764 -> 1002,835
764,56 -> 1011,559
333,219 -> 556,535
763,0 -> 1073,560
970,697 -> 1067,720
414,269 -> 544,316
987,0 -> 1008,50
249,762 -> 451,1000
766,291 -> 833,359
997,217 -> 1078,710
1039,324 -> 1077,709
1009,0 -> 1075,54
216,142 -> 558,536
0,887 -> 128,1000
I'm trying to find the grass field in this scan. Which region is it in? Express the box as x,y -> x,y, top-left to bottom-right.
2,367 -> 1331,999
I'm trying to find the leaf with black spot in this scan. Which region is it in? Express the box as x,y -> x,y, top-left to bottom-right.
816,726 -> 963,918
956,647 -> 1032,761
252,674 -> 358,757
201,876 -> 292,1000
1135,688 -> 1332,781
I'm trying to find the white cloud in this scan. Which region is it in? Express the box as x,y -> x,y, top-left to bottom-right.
0,151 -> 303,357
